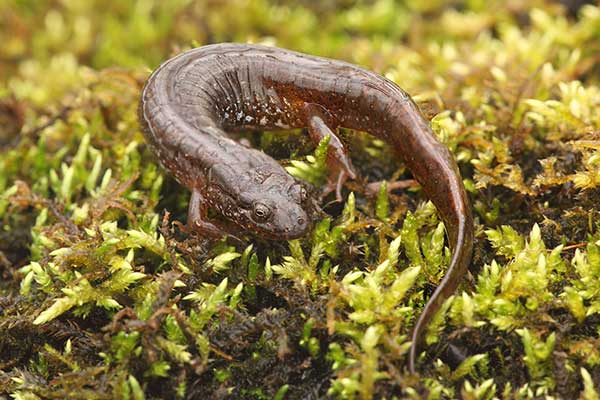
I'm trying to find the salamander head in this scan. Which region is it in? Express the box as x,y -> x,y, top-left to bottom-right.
208,164 -> 313,240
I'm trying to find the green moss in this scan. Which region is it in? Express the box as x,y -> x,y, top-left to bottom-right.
1,1 -> 600,398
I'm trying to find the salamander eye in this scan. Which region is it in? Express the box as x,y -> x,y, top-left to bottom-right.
300,187 -> 308,201
291,184 -> 308,203
253,203 -> 271,221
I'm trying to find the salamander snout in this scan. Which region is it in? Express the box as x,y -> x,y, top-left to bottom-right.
271,203 -> 310,239
236,168 -> 313,240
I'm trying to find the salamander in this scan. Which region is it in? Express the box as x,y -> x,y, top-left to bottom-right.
138,43 -> 474,373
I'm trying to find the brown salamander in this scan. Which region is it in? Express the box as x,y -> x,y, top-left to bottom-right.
138,43 -> 474,373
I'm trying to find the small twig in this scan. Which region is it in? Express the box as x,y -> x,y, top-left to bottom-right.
558,242 -> 587,252
23,105 -> 72,142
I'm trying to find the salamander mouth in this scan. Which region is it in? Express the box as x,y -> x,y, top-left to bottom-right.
263,231 -> 308,240
245,218 -> 311,240
254,225 -> 310,240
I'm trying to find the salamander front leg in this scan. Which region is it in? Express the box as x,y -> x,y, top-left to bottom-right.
186,188 -> 228,238
307,114 -> 357,201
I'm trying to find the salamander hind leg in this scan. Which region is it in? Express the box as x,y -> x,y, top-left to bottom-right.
306,108 -> 356,201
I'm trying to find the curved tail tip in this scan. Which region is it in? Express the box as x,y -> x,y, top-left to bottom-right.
408,355 -> 416,374
408,332 -> 418,374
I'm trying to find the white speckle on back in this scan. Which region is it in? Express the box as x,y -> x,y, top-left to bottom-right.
275,119 -> 290,129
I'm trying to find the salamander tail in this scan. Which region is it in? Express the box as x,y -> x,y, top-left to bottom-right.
408,216 -> 473,374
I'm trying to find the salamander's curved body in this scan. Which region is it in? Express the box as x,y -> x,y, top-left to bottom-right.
139,43 -> 474,372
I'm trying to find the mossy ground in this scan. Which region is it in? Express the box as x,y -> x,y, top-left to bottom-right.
1,1 -> 600,399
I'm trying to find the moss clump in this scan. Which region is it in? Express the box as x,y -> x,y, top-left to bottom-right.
1,1 -> 600,399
